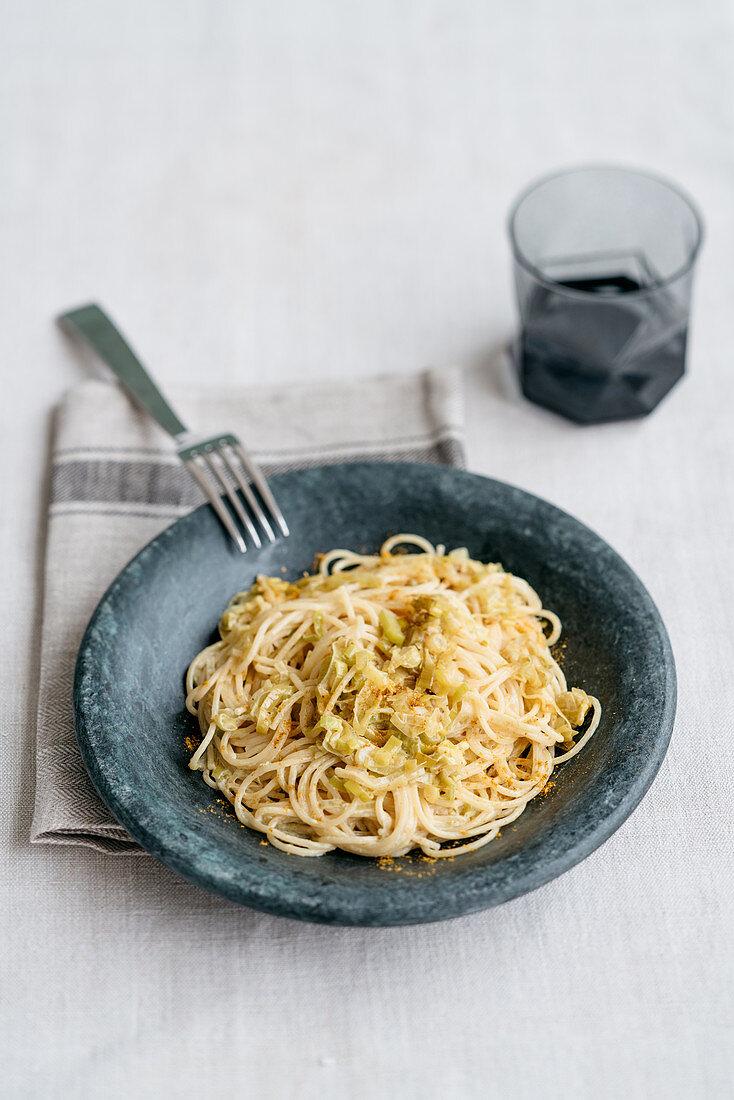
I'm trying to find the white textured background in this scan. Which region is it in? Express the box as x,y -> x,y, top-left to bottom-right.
2,1 -> 733,1097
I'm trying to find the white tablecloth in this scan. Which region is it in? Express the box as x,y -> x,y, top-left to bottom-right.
2,2 -> 733,1097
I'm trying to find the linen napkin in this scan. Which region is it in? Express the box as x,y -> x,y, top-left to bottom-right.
31,368 -> 465,851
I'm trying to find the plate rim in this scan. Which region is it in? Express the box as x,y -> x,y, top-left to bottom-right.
73,461 -> 677,925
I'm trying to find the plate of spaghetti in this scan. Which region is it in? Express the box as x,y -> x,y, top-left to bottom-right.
74,462 -> 675,925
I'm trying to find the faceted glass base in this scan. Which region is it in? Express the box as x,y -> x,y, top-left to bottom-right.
517,330 -> 687,424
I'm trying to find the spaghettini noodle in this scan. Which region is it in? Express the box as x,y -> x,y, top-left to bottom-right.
186,536 -> 600,857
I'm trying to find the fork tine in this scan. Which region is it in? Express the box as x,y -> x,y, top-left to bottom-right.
184,456 -> 247,553
233,443 -> 290,537
219,446 -> 276,543
202,448 -> 262,548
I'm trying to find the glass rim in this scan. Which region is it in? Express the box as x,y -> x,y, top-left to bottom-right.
507,163 -> 705,301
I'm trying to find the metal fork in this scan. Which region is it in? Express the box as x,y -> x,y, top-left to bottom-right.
57,303 -> 289,552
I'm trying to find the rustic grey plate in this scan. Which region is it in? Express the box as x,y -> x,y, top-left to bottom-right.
73,462 -> 675,925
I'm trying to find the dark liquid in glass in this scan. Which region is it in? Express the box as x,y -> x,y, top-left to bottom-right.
518,273 -> 687,424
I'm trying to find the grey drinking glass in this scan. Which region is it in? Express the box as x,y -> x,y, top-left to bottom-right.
508,165 -> 703,423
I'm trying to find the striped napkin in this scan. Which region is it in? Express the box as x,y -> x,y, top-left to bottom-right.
31,369 -> 465,851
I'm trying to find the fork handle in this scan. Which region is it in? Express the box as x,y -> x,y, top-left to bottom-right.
58,303 -> 188,439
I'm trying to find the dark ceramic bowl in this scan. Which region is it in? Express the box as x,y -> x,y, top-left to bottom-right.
74,462 -> 675,925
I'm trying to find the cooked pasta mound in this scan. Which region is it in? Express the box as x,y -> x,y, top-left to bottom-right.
186,535 -> 600,857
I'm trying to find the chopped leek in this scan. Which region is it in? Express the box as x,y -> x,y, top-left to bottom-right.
215,707 -> 245,732
431,666 -> 453,697
550,712 -> 573,739
255,686 -> 292,736
391,644 -> 421,669
303,610 -> 325,643
369,747 -> 392,769
344,778 -> 372,802
449,682 -> 468,710
319,713 -> 344,735
419,727 -> 443,749
362,663 -> 393,690
416,655 -> 435,692
556,688 -> 592,727
379,609 -> 405,646
414,596 -> 442,618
